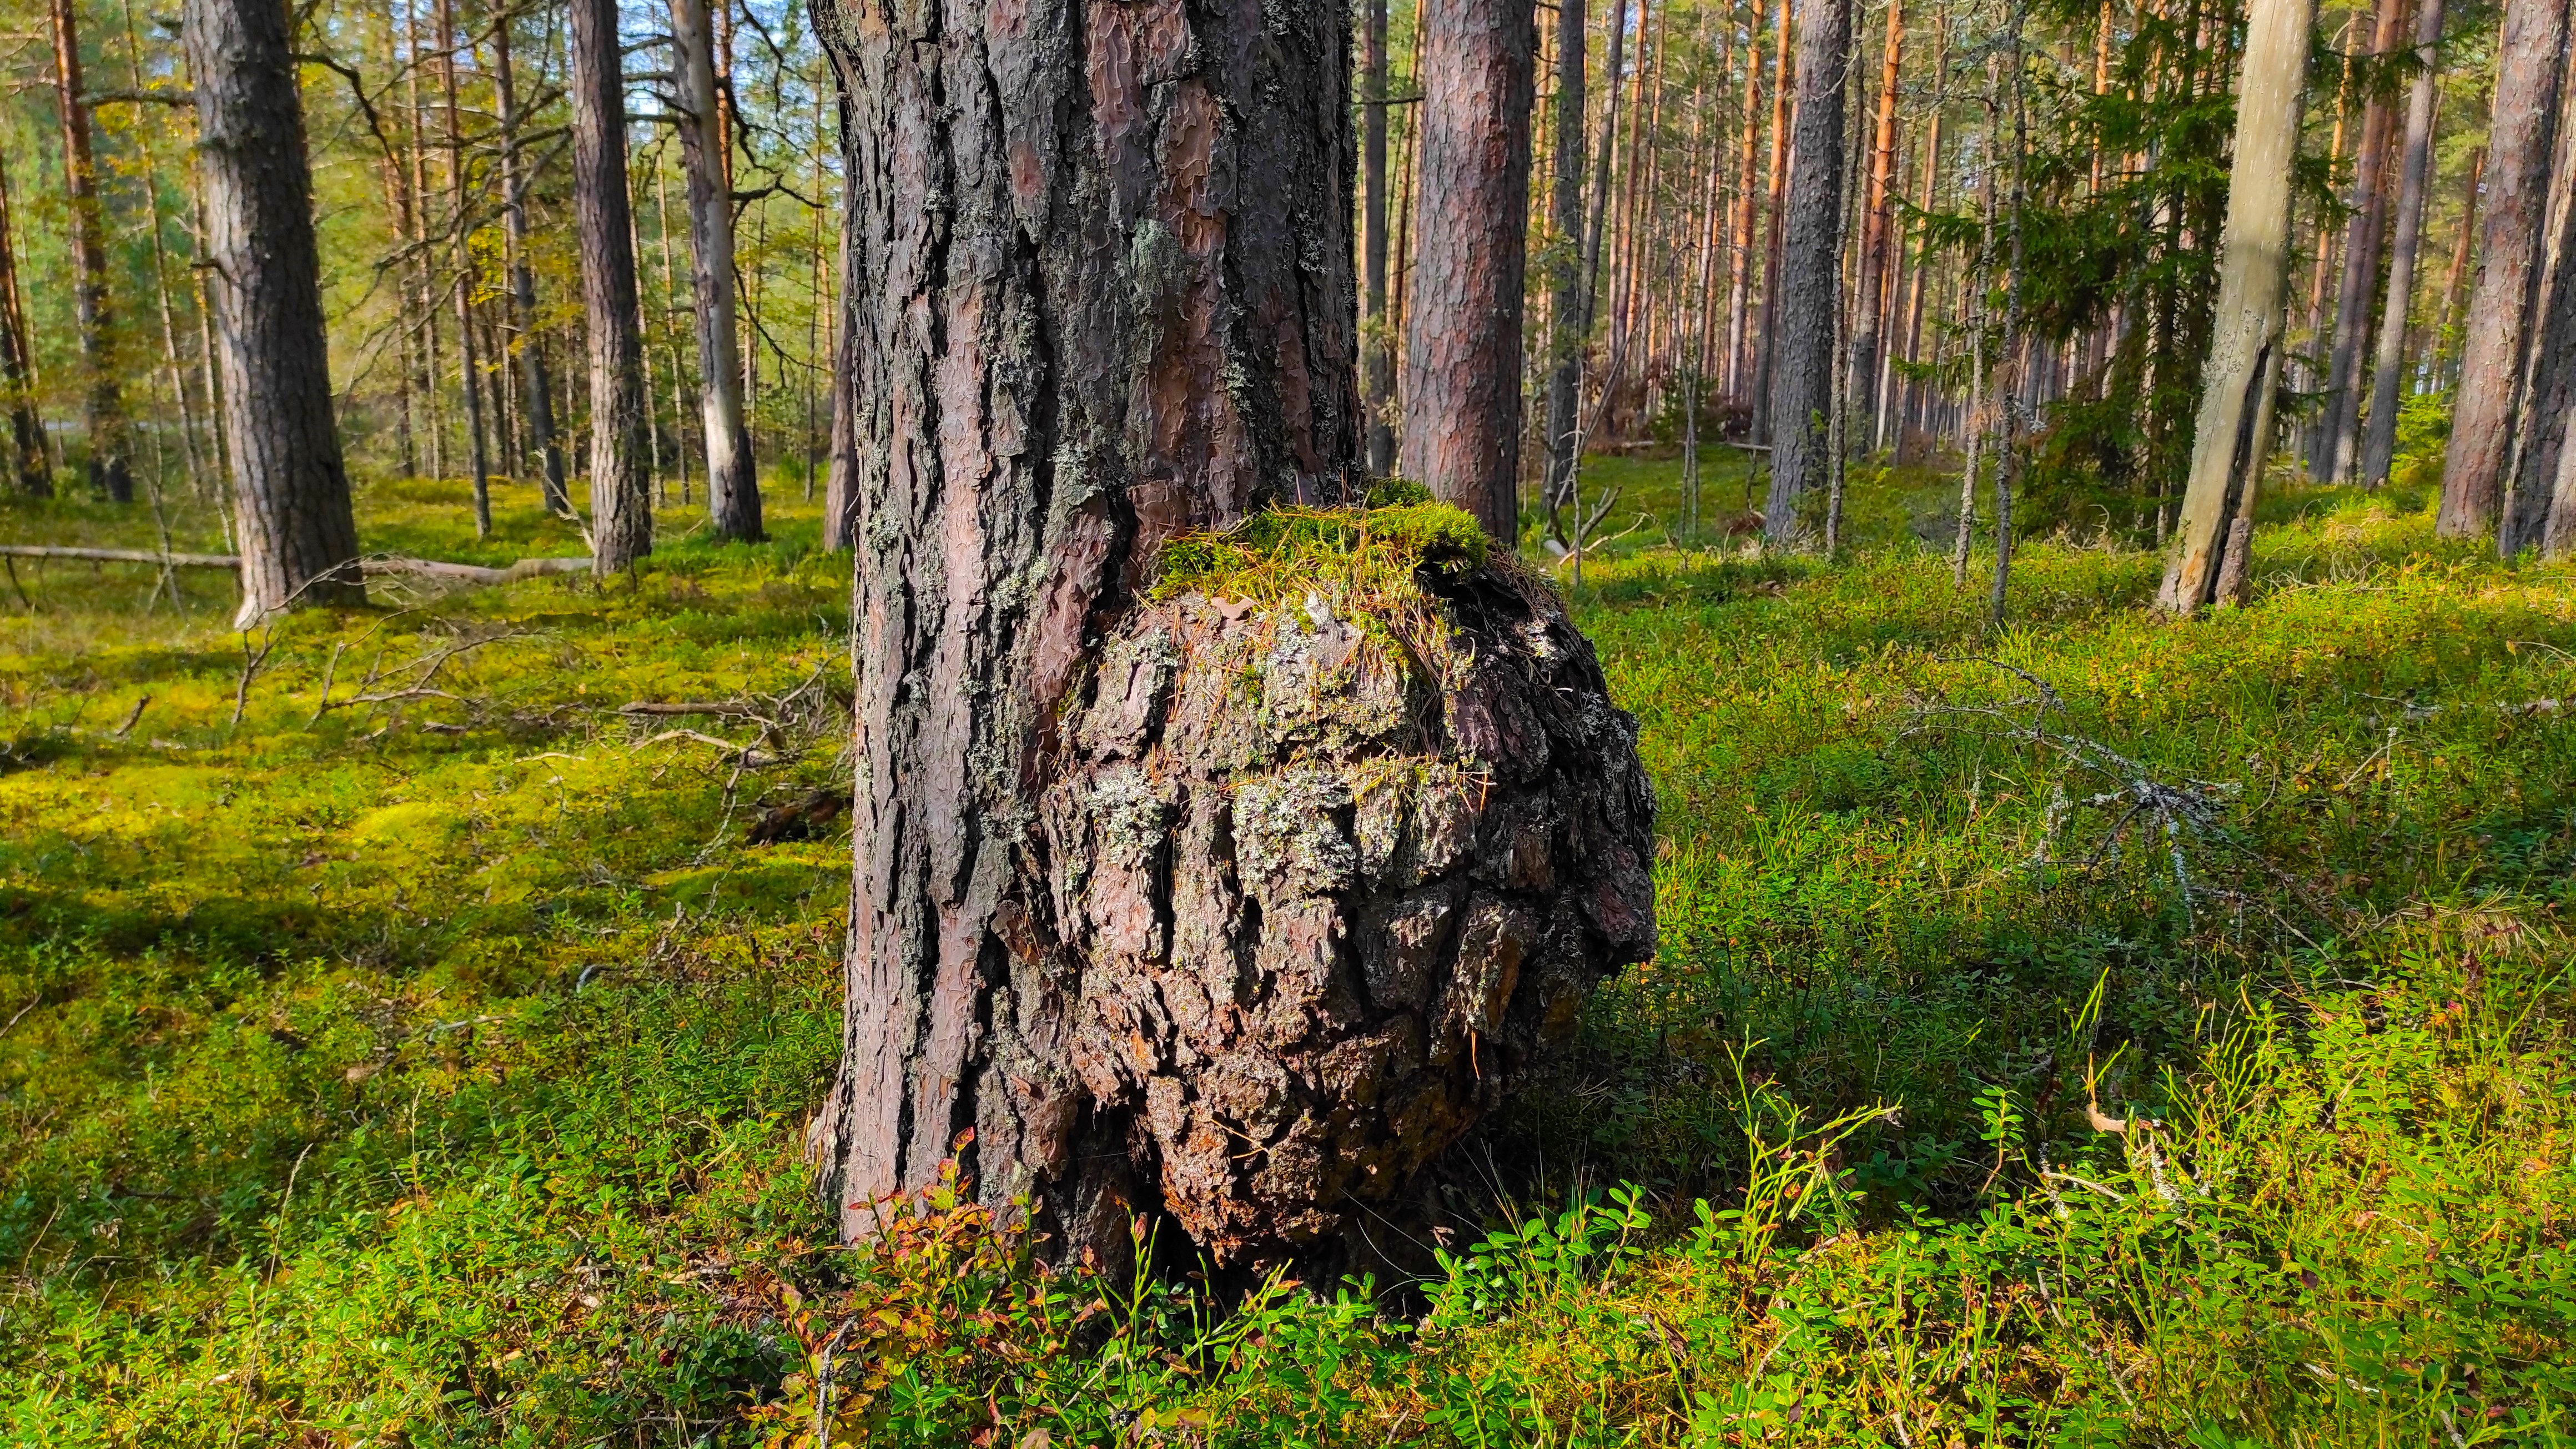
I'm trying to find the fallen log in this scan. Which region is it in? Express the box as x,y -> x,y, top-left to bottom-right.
0,546 -> 592,587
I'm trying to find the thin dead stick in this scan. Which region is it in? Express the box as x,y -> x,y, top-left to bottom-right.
309,643 -> 346,725
111,695 -> 151,738
3,555 -> 32,611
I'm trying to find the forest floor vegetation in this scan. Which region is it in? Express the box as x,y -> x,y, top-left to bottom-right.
2,459 -> 2572,1446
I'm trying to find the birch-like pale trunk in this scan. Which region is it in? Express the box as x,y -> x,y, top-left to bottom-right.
673,0 -> 762,542
2159,0 -> 2316,613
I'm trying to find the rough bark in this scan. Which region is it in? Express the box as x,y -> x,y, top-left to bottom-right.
494,18 -> 571,514
2438,0 -> 2569,537
1402,0 -> 1539,544
806,0 -> 1643,1269
2313,0 -> 2408,483
2356,0 -> 2442,488
1849,0 -> 1905,448
2159,0 -> 2313,613
1542,0 -> 1588,519
674,0 -> 762,542
570,0 -> 652,572
2503,135 -> 2576,554
0,153 -> 48,495
51,0 -> 130,502
1365,0 -> 1397,476
1764,0 -> 1854,542
1045,570 -> 1655,1260
185,0 -> 365,623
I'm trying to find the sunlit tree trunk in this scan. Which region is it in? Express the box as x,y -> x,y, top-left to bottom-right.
186,0 -> 365,622
1764,0 -> 1854,542
1403,0 -> 1538,542
2439,0 -> 2569,537
570,0 -> 651,572
0,154 -> 48,496
51,0 -> 131,502
673,0 -> 761,542
1365,0 -> 1397,475
807,0 -> 1380,1261
2502,127 -> 2576,555
1849,0 -> 1905,449
2159,0 -> 2315,613
1722,0 -> 1767,406
1748,0 -> 1793,441
1542,0 -> 1588,519
2357,0 -> 2443,488
435,0 -> 493,537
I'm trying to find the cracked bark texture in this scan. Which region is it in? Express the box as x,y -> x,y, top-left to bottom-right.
1044,571 -> 1654,1259
807,0 -> 1647,1266
187,0 -> 364,622
570,0 -> 652,573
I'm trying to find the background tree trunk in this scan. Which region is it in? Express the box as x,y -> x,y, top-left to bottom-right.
2438,0 -> 2568,537
437,0 -> 493,537
673,0 -> 761,542
186,0 -> 365,622
570,0 -> 652,572
1366,0 -> 1397,476
1402,0 -> 1539,542
1747,0 -> 1794,442
494,17 -> 571,514
807,0 -> 1367,1255
51,0 -> 132,502
0,154 -> 48,496
2160,0 -> 2314,612
1848,0 -> 1904,449
1722,0 -> 1767,406
1543,0 -> 1588,525
2357,0 -> 2443,488
1764,0 -> 1854,541
2312,0 -> 2407,483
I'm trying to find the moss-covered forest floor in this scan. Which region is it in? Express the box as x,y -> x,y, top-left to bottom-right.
3,458 -> 2573,1446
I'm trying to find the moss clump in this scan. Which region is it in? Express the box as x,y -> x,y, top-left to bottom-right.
1149,495 -> 1488,605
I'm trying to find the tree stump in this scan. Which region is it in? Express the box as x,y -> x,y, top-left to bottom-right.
1041,518 -> 1655,1261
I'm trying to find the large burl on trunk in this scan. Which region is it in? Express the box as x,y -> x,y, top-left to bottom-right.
1049,516 -> 1655,1259
808,0 -> 1653,1269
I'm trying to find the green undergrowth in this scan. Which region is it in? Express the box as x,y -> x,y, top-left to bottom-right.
4,464 -> 2575,1446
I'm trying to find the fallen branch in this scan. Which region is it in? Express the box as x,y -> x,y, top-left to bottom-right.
618,700 -> 767,718
0,546 -> 592,587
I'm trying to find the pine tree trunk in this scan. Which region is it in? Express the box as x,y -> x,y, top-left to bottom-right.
2357,0 -> 2443,488
1722,0 -> 1767,407
0,153 -> 49,496
1748,2 -> 1794,441
51,0 -> 131,502
2503,129 -> 2576,554
2313,0 -> 2408,483
1849,0 -> 1905,449
2439,0 -> 2569,537
570,0 -> 651,572
2159,0 -> 2314,613
437,0 -> 493,537
185,0 -> 365,622
1543,0 -> 1588,521
494,18 -> 571,514
1402,0 -> 1538,542
806,0 -> 1647,1272
673,0 -> 761,542
1764,0 -> 1854,542
1366,0 -> 1397,476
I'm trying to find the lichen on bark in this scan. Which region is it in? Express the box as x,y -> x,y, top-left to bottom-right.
1041,510 -> 1656,1261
